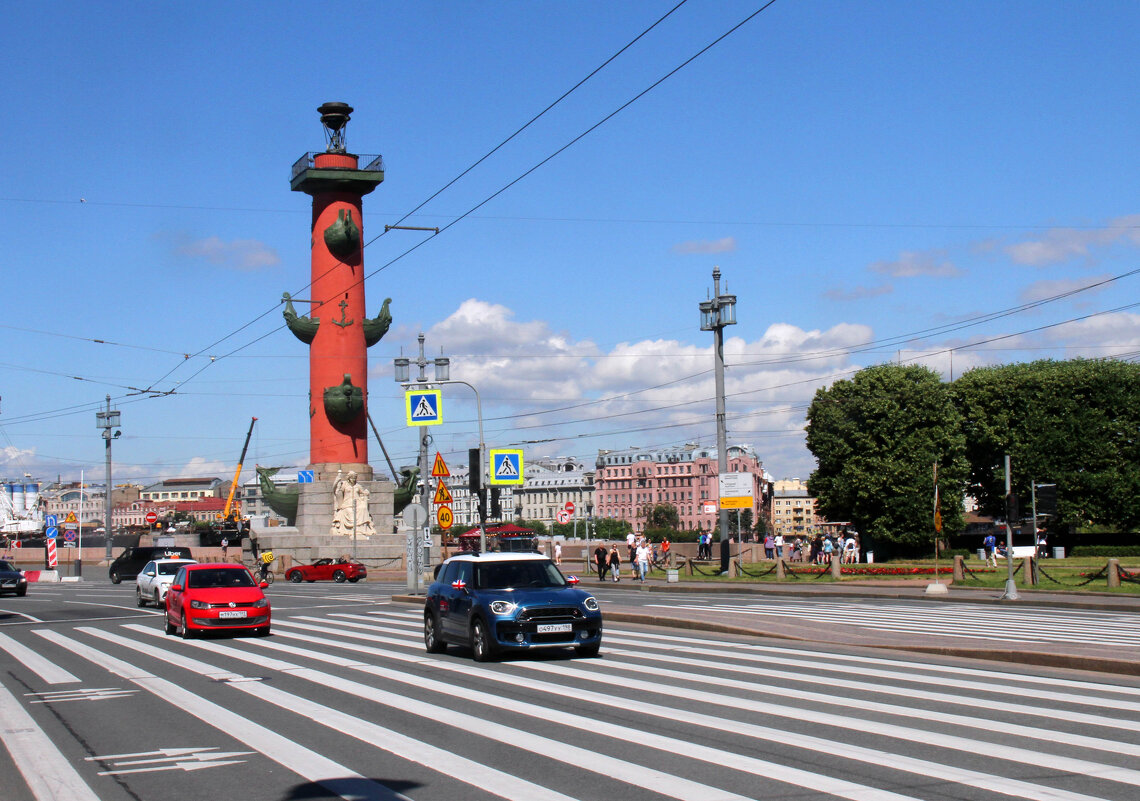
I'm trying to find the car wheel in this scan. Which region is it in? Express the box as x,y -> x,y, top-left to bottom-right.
16,587 -> 26,597
333,570 -> 347,583
154,590 -> 161,607
178,615 -> 193,639
136,587 -> 146,607
110,570 -> 121,585
471,618 -> 496,662
576,642 -> 601,658
288,570 -> 303,583
348,577 -> 360,583
424,612 -> 447,653
164,615 -> 175,636
256,626 -> 271,637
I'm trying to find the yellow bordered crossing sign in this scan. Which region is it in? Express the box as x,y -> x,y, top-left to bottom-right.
489,449 -> 524,486
405,389 -> 442,426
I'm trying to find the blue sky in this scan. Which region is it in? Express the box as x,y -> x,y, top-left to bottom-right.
2,1 -> 1139,489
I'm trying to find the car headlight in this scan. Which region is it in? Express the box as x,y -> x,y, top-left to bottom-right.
190,600 -> 208,609
583,596 -> 599,612
490,600 -> 517,615
253,598 -> 269,608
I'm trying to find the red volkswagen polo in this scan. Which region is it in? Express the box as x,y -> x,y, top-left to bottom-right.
164,563 -> 271,638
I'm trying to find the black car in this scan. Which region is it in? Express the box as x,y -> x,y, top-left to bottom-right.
424,552 -> 602,661
0,560 -> 28,596
109,546 -> 194,584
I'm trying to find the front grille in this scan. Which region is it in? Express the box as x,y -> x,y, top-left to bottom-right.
518,606 -> 582,621
203,601 -> 260,610
192,615 -> 269,627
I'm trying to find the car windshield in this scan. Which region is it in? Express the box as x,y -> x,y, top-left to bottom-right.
0,561 -> 13,571
474,559 -> 565,590
157,563 -> 185,576
188,568 -> 255,589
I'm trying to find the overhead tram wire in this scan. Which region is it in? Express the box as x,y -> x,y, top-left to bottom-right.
131,2 -> 698,397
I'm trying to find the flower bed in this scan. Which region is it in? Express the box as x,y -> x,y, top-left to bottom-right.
785,565 -> 958,577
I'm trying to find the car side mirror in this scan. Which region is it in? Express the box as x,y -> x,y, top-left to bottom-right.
170,584 -> 182,592
259,581 -> 269,589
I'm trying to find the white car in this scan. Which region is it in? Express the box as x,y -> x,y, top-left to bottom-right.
136,558 -> 197,608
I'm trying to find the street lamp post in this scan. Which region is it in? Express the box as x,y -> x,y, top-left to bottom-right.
699,267 -> 737,575
95,395 -> 121,567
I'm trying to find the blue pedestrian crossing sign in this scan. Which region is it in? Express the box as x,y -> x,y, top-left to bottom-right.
405,389 -> 443,426
489,449 -> 524,485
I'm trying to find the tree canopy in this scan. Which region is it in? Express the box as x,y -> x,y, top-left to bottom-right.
805,364 -> 968,555
951,359 -> 1140,530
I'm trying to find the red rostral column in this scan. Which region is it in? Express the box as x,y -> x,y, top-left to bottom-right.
287,103 -> 391,481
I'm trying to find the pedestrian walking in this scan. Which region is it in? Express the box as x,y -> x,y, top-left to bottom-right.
763,534 -> 775,560
774,533 -> 785,560
554,541 -> 562,566
594,543 -> 608,580
661,537 -> 671,568
220,537 -> 229,559
983,531 -> 998,567
635,541 -> 651,581
608,545 -> 622,582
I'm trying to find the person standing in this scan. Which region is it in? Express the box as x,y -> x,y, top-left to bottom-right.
594,543 -> 608,580
661,537 -> 671,568
554,541 -> 562,566
763,534 -> 775,560
608,545 -> 622,582
774,533 -> 785,560
220,536 -> 229,560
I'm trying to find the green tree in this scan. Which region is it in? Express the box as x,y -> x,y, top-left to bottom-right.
805,364 -> 968,556
645,503 -> 680,530
951,359 -> 1140,531
592,517 -> 631,540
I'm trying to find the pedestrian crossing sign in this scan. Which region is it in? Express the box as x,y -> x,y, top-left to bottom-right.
489,449 -> 524,485
405,389 -> 442,426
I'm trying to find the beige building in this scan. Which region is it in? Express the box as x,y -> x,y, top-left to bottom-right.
770,478 -> 821,536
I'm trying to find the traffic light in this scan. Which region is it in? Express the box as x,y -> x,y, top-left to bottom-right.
490,487 -> 501,518
1005,492 -> 1019,524
468,447 -> 480,493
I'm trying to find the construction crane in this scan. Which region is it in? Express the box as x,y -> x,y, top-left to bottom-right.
215,417 -> 257,541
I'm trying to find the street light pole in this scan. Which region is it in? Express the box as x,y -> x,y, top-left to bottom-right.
699,267 -> 737,575
95,395 -> 121,565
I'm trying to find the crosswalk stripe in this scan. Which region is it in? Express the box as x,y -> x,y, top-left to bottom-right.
99,626 -> 576,801
0,630 -> 79,684
122,625 -> 766,801
257,619 -> 1139,800
0,681 -> 100,801
30,629 -> 408,801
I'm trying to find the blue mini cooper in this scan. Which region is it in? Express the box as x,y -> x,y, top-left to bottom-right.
424,552 -> 603,661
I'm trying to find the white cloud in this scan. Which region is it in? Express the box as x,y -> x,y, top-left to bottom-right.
0,445 -> 36,467
1005,214 -> 1140,266
671,237 -> 737,255
822,283 -> 894,301
869,249 -> 960,278
163,233 -> 281,270
1018,275 -> 1112,303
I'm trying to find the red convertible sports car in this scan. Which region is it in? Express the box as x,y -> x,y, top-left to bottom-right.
284,558 -> 367,584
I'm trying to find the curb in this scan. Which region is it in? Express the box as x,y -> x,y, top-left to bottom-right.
389,595 -> 1140,677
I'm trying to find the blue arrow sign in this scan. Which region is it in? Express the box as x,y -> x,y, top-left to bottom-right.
297,470 -> 314,483
45,526 -> 58,540
46,515 -> 58,527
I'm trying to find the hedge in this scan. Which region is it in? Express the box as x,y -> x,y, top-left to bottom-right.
1070,546 -> 1140,558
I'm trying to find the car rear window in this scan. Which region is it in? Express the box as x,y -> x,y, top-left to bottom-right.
157,563 -> 187,576
188,568 -> 255,589
475,559 -> 564,590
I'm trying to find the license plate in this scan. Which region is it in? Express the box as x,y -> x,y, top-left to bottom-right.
536,623 -> 571,634
218,610 -> 247,619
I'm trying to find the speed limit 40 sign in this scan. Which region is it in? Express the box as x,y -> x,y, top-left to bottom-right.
436,505 -> 453,530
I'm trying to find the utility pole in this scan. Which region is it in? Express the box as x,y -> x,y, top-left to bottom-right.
1001,454 -> 1019,600
699,267 -> 737,575
95,396 -> 121,566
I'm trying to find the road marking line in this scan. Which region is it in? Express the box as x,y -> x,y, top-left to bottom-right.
0,630 -> 79,683
0,681 -> 101,801
31,629 -> 409,801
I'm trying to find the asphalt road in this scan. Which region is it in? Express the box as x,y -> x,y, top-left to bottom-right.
3,580 -> 1140,801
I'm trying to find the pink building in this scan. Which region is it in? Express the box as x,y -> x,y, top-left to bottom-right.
594,444 -> 765,535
